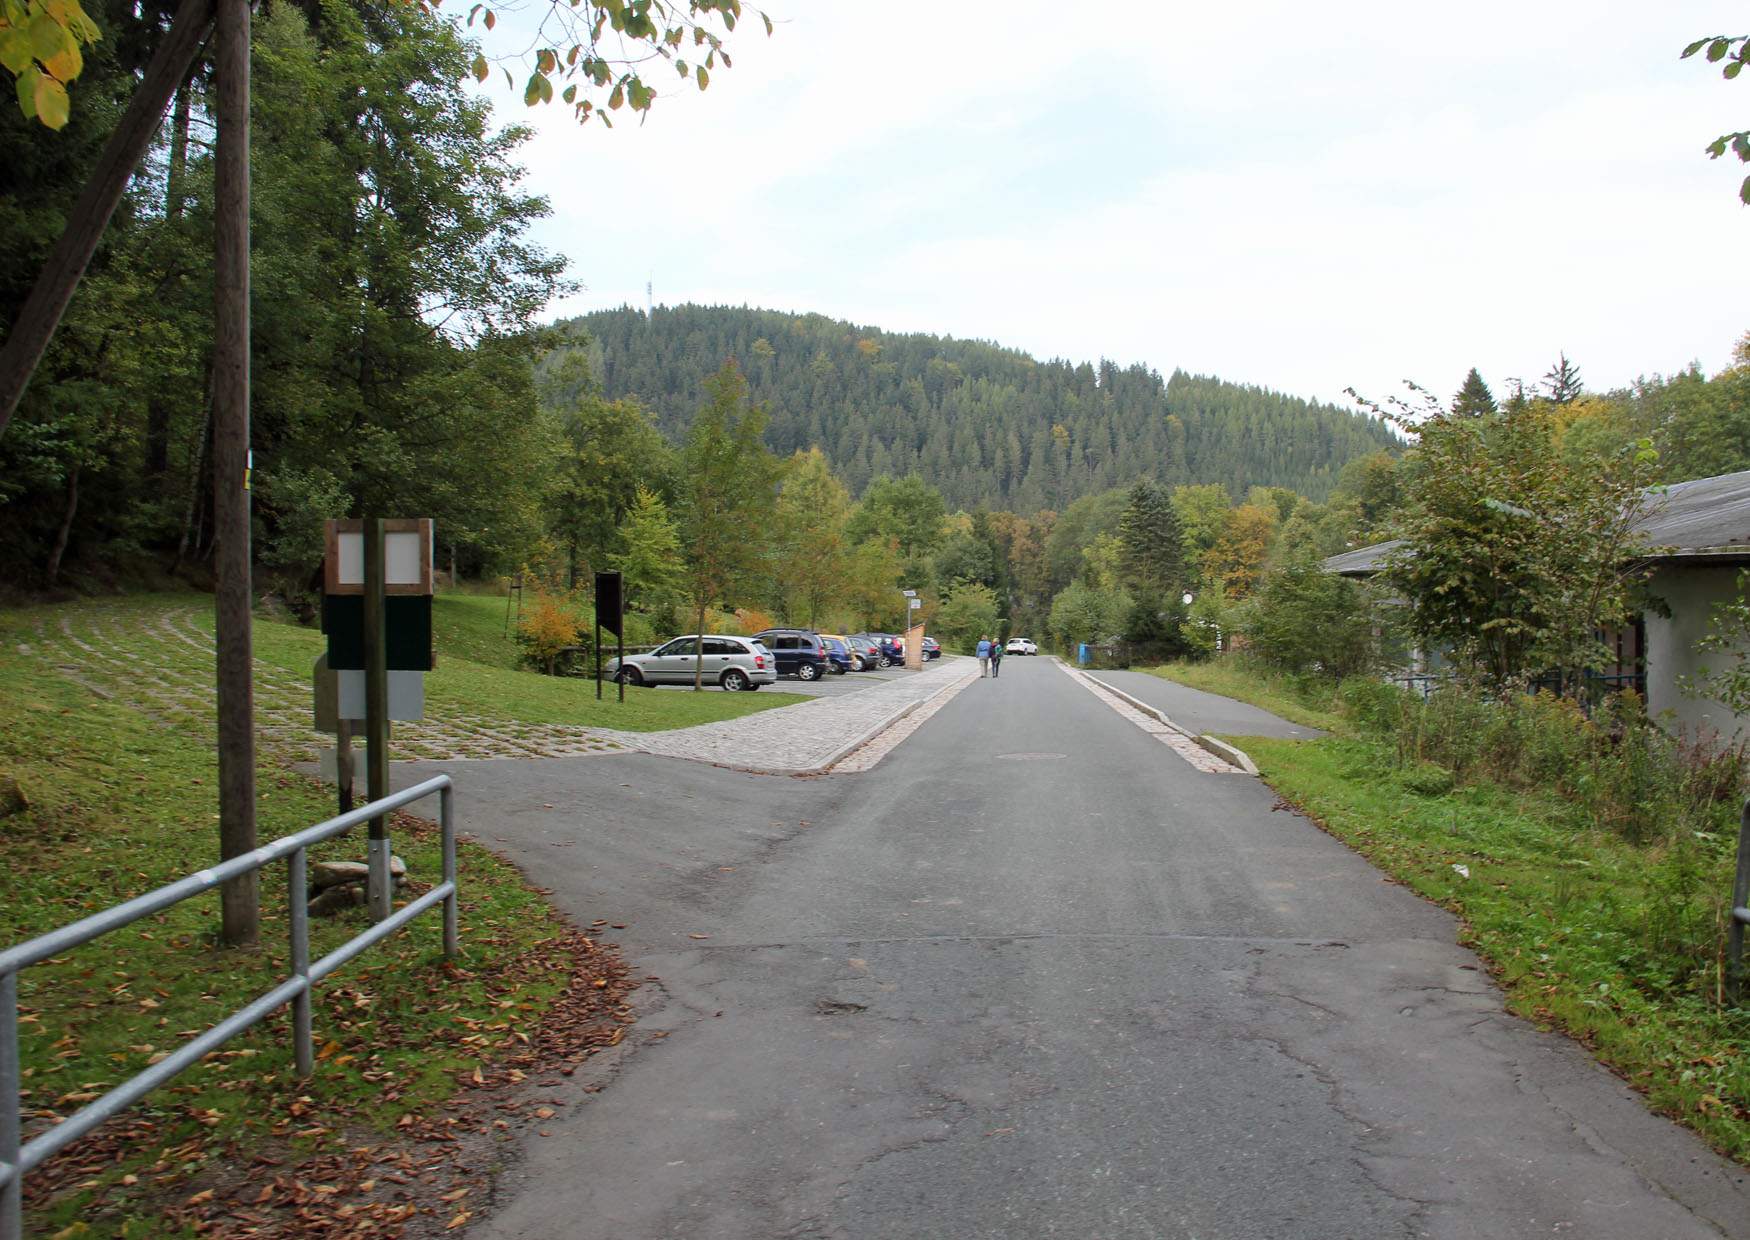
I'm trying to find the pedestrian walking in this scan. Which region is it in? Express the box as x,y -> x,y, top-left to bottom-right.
976,634 -> 991,677
989,637 -> 1003,678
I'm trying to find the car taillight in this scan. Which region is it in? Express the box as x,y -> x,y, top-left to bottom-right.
755,655 -> 765,668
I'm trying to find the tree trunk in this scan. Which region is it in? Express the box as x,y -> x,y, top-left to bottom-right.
145,81 -> 195,480
694,599 -> 707,690
0,0 -> 217,439
213,0 -> 256,949
45,464 -> 80,585
173,385 -> 213,567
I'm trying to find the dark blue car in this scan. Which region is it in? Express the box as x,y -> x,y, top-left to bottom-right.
751,629 -> 831,681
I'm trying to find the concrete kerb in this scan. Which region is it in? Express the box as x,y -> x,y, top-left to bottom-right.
1077,670 -> 1260,776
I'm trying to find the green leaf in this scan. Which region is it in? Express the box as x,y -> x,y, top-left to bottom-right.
1727,60 -> 1744,79
15,65 -> 38,119
608,82 -> 623,109
1741,173 -> 1750,205
695,64 -> 708,90
471,52 -> 488,82
1681,36 -> 1712,58
762,11 -> 772,35
0,27 -> 34,74
27,11 -> 65,59
1707,136 -> 1729,158
1707,37 -> 1729,61
523,71 -> 542,106
562,83 -> 576,103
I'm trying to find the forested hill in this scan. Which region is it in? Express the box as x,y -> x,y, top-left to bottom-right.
546,304 -> 1400,509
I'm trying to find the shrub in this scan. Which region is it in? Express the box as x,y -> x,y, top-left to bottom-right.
516,587 -> 584,675
1242,548 -> 1380,677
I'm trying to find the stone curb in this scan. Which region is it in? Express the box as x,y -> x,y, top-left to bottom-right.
1077,670 -> 1260,776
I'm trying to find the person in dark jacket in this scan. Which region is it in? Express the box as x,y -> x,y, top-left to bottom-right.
989,638 -> 1004,678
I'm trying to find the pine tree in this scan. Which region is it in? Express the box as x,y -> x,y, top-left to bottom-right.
1452,367 -> 1497,417
1117,479 -> 1187,597
1541,353 -> 1583,405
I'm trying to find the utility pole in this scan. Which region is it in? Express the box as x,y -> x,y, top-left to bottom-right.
213,0 -> 256,946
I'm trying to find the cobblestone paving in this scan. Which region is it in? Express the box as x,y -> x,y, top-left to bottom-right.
623,657 -> 980,772
1057,660 -> 1244,774
830,664 -> 978,772
24,600 -> 971,772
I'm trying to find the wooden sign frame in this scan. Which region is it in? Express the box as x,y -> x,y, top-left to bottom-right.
324,518 -> 434,596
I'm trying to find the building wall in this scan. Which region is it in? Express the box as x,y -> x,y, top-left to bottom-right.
1644,564 -> 1749,742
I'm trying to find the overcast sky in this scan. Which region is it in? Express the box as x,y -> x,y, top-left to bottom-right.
474,1 -> 1748,411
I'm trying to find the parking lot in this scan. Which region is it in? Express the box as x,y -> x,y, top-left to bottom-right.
623,655 -> 964,697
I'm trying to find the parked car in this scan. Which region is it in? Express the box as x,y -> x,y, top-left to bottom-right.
1005,637 -> 1038,655
921,636 -> 941,660
842,635 -> 884,671
751,629 -> 831,681
605,635 -> 776,691
818,634 -> 854,675
850,632 -> 900,667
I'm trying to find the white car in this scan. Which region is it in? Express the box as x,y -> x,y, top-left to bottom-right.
1004,637 -> 1038,655
605,635 -> 777,690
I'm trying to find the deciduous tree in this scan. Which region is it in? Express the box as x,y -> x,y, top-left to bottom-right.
679,360 -> 777,687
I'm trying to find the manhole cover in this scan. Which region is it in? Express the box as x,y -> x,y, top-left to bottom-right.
995,752 -> 1067,761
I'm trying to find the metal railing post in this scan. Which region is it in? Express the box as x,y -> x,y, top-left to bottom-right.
441,783 -> 458,960
1729,798 -> 1750,1005
0,773 -> 456,1222
2,971 -> 21,1240
288,849 -> 313,1078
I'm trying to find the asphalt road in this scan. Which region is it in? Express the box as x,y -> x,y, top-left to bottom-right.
409,656 -> 1749,1240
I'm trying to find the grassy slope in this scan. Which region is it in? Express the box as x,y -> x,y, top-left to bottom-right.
0,620 -> 566,1235
1142,659 -> 1346,733
0,593 -> 801,1234
1143,659 -> 1748,1162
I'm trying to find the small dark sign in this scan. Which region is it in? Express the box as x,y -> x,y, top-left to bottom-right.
322,594 -> 434,671
594,571 -> 624,639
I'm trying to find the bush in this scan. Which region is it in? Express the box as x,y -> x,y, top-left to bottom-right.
1355,682 -> 1746,843
1242,548 -> 1380,677
516,588 -> 585,675
1397,760 -> 1455,797
1335,677 -> 1410,736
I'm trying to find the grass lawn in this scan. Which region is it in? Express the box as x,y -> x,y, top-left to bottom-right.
431,590 -> 524,670
1234,729 -> 1749,1163
0,610 -> 578,1236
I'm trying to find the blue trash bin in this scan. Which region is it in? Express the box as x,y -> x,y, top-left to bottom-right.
1077,643 -> 1090,666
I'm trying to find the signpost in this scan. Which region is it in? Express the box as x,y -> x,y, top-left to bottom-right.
318,518 -> 434,921
594,570 -> 624,703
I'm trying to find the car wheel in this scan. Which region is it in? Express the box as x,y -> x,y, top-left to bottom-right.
877,656 -> 892,669
797,661 -> 820,681
721,668 -> 749,692
616,667 -> 644,687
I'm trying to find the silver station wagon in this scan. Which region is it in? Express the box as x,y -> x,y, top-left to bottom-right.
605,635 -> 778,691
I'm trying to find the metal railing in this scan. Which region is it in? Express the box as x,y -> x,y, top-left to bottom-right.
0,774 -> 457,1239
1731,797 -> 1750,1005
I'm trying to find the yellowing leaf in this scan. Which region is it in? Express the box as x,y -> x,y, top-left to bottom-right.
447,1212 -> 472,1230
33,73 -> 67,128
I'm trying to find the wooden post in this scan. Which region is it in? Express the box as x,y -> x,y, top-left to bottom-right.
364,518 -> 391,922
213,0 -> 256,949
335,719 -> 354,815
